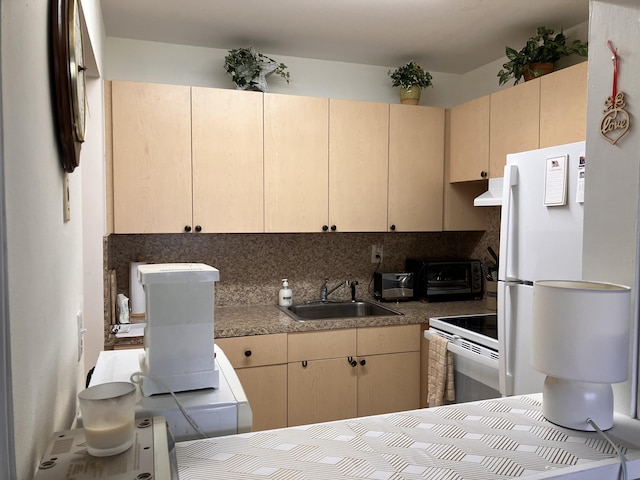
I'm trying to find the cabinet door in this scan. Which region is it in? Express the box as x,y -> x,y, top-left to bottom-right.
329,99 -> 389,232
539,62 -> 587,148
112,81 -> 192,233
489,80 -> 540,177
388,105 -> 445,232
288,358 -> 357,426
443,110 -> 488,231
191,87 -> 264,233
357,351 -> 420,417
356,325 -> 421,416
264,94 -> 329,232
236,365 -> 287,431
216,334 -> 287,368
357,324 -> 421,356
449,95 -> 490,182
216,335 -> 288,431
288,329 -> 356,362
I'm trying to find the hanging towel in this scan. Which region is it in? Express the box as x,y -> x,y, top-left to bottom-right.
427,333 -> 455,407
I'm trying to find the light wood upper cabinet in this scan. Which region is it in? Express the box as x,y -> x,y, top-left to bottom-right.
264,94 -> 329,232
449,95 -> 490,183
112,81 -> 193,233
110,85 -> 446,234
489,79 -> 540,178
329,99 -> 389,232
192,87 -> 264,233
539,62 -> 587,148
388,104 -> 445,232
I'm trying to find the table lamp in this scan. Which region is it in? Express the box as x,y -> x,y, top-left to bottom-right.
531,280 -> 630,431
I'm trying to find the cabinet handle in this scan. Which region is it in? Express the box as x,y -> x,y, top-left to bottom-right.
360,359 -> 366,366
195,225 -> 202,232
322,225 -> 329,231
390,224 -> 396,231
331,225 -> 337,231
184,225 -> 192,232
244,350 -> 252,357
480,171 -> 488,178
302,360 -> 308,368
347,356 -> 357,367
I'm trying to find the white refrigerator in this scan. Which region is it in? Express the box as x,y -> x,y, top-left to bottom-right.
498,141 -> 586,396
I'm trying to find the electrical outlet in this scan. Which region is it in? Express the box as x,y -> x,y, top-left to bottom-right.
371,244 -> 384,263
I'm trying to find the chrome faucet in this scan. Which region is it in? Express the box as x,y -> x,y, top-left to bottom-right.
320,279 -> 347,302
348,280 -> 359,302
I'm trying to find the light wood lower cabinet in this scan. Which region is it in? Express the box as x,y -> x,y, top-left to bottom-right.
287,329 -> 357,426
215,334 -> 287,431
219,325 -> 423,430
287,325 -> 421,426
357,351 -> 420,416
356,324 -> 421,417
288,357 -> 358,426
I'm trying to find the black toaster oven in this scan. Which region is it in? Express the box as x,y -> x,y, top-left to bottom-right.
405,258 -> 483,301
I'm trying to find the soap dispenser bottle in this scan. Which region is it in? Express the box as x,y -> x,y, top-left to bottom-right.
279,279 -> 293,307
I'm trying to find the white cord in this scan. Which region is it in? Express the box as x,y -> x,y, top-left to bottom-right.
586,418 -> 627,480
130,371 -> 208,439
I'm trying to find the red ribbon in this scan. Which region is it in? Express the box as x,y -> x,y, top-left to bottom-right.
608,41 -> 619,99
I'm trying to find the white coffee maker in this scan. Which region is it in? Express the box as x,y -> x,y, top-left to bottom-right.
137,263 -> 220,396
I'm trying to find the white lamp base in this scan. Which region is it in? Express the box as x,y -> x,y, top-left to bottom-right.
542,376 -> 614,431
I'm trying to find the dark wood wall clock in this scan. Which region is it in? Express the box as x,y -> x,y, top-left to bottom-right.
51,0 -> 86,173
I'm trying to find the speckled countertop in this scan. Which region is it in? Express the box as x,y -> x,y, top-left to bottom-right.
109,300 -> 492,347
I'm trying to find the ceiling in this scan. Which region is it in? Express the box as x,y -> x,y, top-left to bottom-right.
99,0 -> 589,75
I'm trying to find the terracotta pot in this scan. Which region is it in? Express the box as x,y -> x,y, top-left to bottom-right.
523,62 -> 554,81
399,85 -> 421,105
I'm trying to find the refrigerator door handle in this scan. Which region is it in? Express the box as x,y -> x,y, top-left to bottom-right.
498,280 -> 515,396
498,164 -> 519,282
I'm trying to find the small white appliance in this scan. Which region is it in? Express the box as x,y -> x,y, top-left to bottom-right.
498,141 -> 586,396
138,263 -> 220,396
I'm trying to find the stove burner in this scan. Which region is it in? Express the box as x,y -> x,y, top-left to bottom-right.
434,314 -> 498,341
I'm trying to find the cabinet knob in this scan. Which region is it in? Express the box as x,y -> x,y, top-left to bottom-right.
195,225 -> 202,232
390,224 -> 396,231
480,171 -> 488,178
347,356 -> 357,367
322,225 -> 329,231
184,225 -> 192,232
360,359 -> 366,366
331,225 -> 337,231
244,350 -> 252,357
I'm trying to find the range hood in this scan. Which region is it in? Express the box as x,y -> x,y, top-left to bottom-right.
473,177 -> 503,207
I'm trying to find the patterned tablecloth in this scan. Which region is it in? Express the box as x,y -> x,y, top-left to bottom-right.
175,395 -> 640,479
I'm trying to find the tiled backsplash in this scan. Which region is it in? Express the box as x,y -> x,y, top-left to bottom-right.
104,208 -> 499,317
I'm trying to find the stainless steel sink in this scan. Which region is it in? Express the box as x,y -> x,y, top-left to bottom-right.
277,300 -> 403,322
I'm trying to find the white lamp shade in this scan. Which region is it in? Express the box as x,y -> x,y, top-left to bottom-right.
531,280 -> 630,384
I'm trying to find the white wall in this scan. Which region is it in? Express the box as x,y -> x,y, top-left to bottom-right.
80,0 -> 108,375
0,0 -> 105,477
583,0 -> 640,417
104,38 -> 460,108
104,21 -> 588,109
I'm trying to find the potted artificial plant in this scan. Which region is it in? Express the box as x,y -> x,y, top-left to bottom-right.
388,61 -> 433,105
224,46 -> 290,92
497,26 -> 588,86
